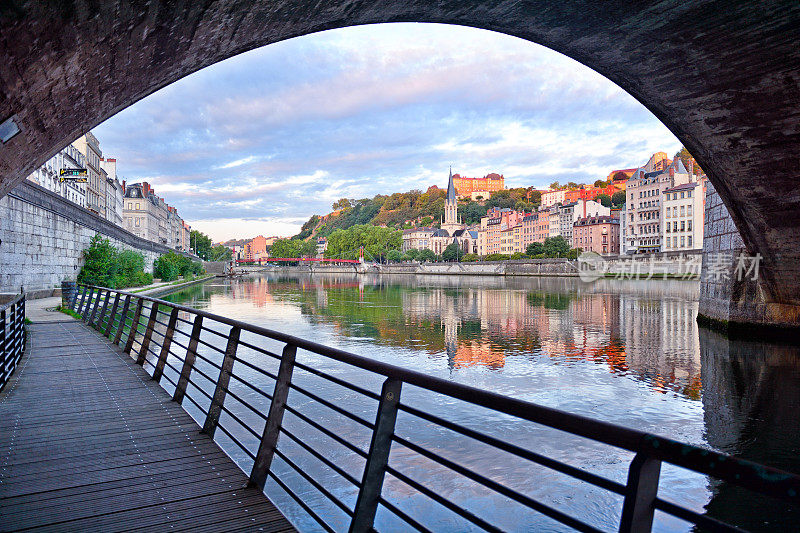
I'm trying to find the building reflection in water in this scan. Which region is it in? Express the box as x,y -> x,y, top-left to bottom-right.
252,273 -> 705,400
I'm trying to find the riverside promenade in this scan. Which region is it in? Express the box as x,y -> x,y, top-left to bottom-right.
0,312 -> 294,532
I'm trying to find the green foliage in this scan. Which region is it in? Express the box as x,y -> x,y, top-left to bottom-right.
332,198 -> 352,211
386,249 -> 402,263
594,179 -> 606,188
567,248 -> 581,260
594,193 -> 612,208
77,234 -> 152,289
417,249 -> 437,262
484,253 -> 510,261
611,171 -> 630,182
295,215 -> 320,240
543,236 -> 571,258
458,202 -> 488,225
526,242 -> 545,256
441,242 -> 461,262
154,251 -> 203,282
270,238 -> 316,264
209,244 -> 233,261
612,191 -> 626,206
461,253 -> 479,262
325,225 -> 401,262
674,146 -> 702,175
190,230 -> 213,260
566,181 -> 580,189
510,252 -> 528,260
403,249 -> 420,262
549,182 -> 561,190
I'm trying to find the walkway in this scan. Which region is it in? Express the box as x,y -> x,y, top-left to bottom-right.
0,319 -> 295,532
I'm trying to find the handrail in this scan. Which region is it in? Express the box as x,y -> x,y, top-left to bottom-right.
0,293 -> 26,392
72,283 -> 800,533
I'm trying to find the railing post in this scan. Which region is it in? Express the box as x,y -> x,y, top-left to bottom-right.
71,285 -> 86,313
87,289 -> 103,326
113,295 -> 131,345
95,289 -> 112,331
202,326 -> 240,437
1,309 -> 6,384
349,378 -> 402,533
103,293 -> 121,337
152,307 -> 179,383
250,343 -> 297,490
124,298 -> 144,355
136,302 -> 159,366
80,287 -> 95,320
173,315 -> 202,404
619,452 -> 661,533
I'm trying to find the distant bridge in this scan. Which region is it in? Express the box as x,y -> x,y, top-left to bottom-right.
237,257 -> 362,265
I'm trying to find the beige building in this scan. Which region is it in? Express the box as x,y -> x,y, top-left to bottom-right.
123,181 -> 189,250
402,227 -> 435,252
100,157 -> 124,227
662,180 -> 705,251
623,159 -> 693,253
73,133 -> 105,217
540,188 -> 567,207
25,144 -> 87,207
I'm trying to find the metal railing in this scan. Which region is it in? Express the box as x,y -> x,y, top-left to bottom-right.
71,284 -> 800,533
0,293 -> 26,392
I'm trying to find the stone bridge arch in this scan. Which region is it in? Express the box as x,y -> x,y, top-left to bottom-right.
1,1 -> 798,328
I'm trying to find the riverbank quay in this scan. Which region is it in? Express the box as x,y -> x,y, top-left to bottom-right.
250,250 -> 702,279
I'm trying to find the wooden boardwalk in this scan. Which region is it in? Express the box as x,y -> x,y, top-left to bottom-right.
0,320 -> 295,532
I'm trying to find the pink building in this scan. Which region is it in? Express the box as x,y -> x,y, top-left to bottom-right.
573,215 -> 620,255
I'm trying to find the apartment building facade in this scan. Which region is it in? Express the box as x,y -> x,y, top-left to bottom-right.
662,181 -> 705,251
73,133 -> 105,217
25,144 -> 87,207
573,216 -> 620,255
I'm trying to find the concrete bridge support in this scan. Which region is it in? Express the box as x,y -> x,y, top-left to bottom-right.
700,183 -> 800,336
1,1 -> 799,330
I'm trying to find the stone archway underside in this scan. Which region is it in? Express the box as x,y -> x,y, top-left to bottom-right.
1,1 -> 799,324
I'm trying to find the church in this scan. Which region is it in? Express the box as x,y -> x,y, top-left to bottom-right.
430,168 -> 478,255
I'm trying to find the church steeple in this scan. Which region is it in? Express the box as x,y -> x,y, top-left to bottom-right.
443,166 -> 459,230
446,166 -> 456,202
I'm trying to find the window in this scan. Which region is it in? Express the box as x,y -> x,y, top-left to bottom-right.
135,202 -> 140,210
688,236 -> 693,247
687,190 -> 692,197
680,206 -> 685,216
680,221 -> 685,231
687,205 -> 692,216
680,236 -> 685,247
680,191 -> 685,199
134,218 -> 140,227
687,220 -> 692,231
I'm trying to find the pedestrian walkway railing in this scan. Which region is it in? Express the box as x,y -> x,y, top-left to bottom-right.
70,284 -> 800,533
0,293 -> 25,392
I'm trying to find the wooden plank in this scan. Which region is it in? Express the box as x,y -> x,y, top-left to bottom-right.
0,321 -> 294,533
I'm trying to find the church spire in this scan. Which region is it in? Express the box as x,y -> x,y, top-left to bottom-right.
446,166 -> 456,202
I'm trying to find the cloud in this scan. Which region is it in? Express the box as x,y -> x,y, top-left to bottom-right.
92,23 -> 680,241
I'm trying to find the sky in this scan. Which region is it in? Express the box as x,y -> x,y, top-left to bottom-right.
93,23 -> 681,242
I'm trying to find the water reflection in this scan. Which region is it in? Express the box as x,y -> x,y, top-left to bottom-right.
161,273 -> 798,532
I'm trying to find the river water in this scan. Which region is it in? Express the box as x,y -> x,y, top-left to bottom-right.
159,272 -> 800,532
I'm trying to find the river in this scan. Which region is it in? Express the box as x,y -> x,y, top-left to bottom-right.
158,272 -> 800,532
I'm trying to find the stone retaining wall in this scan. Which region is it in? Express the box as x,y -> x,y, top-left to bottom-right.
0,180 -> 197,294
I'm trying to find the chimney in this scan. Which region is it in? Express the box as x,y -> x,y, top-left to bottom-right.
689,159 -> 694,179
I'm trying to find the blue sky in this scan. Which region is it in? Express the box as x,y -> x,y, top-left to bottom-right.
93,23 -> 681,242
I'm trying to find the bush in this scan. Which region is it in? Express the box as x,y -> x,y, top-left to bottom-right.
461,253 -> 479,262
484,253 -> 510,261
154,251 -> 204,281
418,249 -> 437,262
510,252 -> 528,260
77,234 -> 152,289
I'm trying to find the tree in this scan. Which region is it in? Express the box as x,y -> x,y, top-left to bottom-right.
594,194 -> 612,208
418,249 -> 437,262
442,242 -> 461,262
526,242 -> 545,256
325,224 -> 401,262
510,252 -> 527,260
78,234 -> 154,289
674,146 -> 703,175
611,171 -> 629,182
332,198 -> 352,211
386,250 -> 402,263
612,191 -> 626,206
549,181 -> 561,190
543,236 -> 570,258
210,244 -> 232,261
190,230 -> 212,260
594,179 -> 606,188
404,248 -> 420,261
566,181 -> 580,189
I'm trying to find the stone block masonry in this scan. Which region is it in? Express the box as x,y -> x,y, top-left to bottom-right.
0,180 -> 196,294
